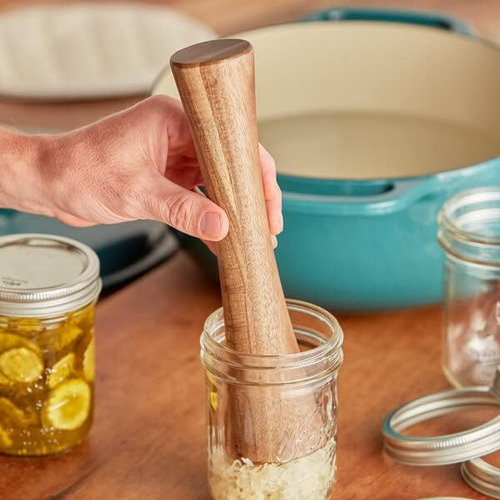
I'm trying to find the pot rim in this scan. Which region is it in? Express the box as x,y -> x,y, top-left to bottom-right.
152,21 -> 500,215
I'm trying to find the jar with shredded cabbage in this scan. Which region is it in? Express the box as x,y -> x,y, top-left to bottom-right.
200,299 -> 344,499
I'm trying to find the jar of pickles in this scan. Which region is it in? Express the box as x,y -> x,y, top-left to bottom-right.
0,233 -> 101,455
200,299 -> 344,499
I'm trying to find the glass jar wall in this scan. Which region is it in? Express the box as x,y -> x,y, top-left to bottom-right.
200,299 -> 344,499
0,303 -> 96,455
439,187 -> 500,387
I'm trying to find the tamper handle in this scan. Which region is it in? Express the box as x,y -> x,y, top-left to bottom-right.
170,39 -> 297,355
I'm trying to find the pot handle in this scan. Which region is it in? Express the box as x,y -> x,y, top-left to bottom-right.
282,177 -> 442,216
301,7 -> 474,37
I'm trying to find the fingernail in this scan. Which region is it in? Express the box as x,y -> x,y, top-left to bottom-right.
278,212 -> 284,233
200,212 -> 222,240
271,235 -> 278,249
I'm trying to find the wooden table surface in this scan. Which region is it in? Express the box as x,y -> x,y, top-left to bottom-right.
0,252 -> 496,500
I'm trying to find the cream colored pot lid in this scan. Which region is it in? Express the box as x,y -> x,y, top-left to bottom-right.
0,3 -> 215,100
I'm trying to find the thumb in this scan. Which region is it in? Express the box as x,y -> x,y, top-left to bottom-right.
142,177 -> 229,241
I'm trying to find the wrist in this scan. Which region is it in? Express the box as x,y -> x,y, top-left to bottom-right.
0,129 -> 54,215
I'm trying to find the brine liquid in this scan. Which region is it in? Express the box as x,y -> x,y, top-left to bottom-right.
258,111 -> 500,180
0,304 -> 95,455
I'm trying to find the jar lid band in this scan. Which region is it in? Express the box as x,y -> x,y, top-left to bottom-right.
0,233 -> 101,317
382,368 -> 500,466
461,458 -> 500,499
383,368 -> 500,497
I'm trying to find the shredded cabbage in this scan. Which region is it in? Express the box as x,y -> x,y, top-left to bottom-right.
208,439 -> 336,499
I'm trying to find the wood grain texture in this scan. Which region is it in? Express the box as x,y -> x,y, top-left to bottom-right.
171,39 -> 296,357
171,40 -> 312,464
0,253 -> 492,499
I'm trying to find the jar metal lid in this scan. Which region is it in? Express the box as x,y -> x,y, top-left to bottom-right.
461,458 -> 500,499
382,368 -> 500,467
0,233 -> 101,317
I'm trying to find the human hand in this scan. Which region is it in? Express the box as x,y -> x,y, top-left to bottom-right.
2,96 -> 282,246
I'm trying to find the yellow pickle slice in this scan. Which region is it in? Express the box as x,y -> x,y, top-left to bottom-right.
0,397 -> 28,422
0,397 -> 37,428
0,371 -> 10,386
83,339 -> 95,382
0,332 -> 40,355
2,318 -> 44,338
0,348 -> 44,383
47,353 -> 75,389
43,379 -> 91,430
0,425 -> 12,447
61,325 -> 84,351
38,325 -> 83,354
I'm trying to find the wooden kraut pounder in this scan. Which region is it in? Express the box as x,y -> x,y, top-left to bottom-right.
170,39 -> 315,464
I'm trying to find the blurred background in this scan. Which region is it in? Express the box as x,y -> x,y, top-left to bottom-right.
0,0 -> 498,309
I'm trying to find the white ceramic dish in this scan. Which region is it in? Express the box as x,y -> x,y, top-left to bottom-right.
0,3 -> 215,100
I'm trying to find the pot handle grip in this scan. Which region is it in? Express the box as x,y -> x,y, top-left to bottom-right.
282,177 -> 441,216
302,7 -> 474,37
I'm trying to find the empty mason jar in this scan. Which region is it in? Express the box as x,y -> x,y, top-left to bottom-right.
200,299 -> 344,500
438,187 -> 500,387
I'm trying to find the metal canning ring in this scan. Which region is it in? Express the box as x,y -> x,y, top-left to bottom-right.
461,458 -> 500,499
382,369 -> 500,466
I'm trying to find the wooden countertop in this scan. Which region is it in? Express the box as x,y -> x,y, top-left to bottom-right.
0,252 -> 495,500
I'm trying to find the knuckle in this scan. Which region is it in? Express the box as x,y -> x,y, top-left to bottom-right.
142,95 -> 179,118
137,95 -> 184,135
145,94 -> 170,109
163,192 -> 197,233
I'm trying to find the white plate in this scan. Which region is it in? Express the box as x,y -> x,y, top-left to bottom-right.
0,3 -> 215,100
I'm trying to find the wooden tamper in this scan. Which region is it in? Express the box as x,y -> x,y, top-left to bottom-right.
171,39 -> 316,464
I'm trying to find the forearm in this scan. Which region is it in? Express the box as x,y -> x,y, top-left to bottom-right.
0,128 -> 53,216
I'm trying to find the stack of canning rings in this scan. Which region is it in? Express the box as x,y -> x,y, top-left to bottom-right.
383,368 -> 500,498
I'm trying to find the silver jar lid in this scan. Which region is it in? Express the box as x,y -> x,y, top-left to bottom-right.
0,233 -> 101,318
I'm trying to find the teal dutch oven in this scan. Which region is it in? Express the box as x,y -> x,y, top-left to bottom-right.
153,8 -> 500,312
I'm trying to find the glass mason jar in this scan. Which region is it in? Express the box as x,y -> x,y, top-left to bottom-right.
438,187 -> 500,387
200,299 -> 344,499
0,234 -> 101,455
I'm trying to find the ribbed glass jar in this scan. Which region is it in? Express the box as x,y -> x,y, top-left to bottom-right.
200,299 -> 344,499
0,234 -> 101,455
438,187 -> 500,387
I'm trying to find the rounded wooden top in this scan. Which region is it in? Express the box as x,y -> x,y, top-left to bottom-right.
170,39 -> 251,67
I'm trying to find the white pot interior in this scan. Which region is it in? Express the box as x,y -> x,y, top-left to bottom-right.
153,22 -> 500,180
